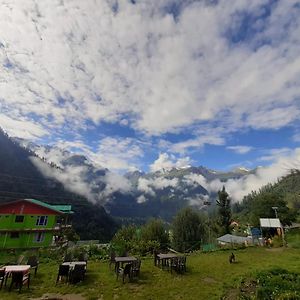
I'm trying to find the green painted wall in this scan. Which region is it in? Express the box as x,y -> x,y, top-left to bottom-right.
0,214 -> 57,249
0,214 -> 56,229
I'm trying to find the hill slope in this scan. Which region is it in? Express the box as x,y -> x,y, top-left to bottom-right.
0,129 -> 117,241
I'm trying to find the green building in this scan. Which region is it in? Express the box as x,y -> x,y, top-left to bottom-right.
0,199 -> 72,249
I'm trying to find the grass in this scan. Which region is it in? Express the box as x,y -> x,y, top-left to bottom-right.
0,246 -> 300,300
286,228 -> 300,248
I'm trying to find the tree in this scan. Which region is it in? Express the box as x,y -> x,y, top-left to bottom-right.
247,191 -> 296,226
172,207 -> 206,252
141,219 -> 169,249
216,186 -> 231,235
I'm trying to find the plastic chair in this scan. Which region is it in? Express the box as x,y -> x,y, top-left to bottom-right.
9,271 -> 30,293
69,264 -> 86,284
56,264 -> 70,284
131,259 -> 141,278
117,263 -> 132,283
0,268 -> 8,290
27,256 -> 39,276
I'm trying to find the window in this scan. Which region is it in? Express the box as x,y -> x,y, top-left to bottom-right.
10,232 -> 19,239
34,232 -> 45,242
36,216 -> 48,226
15,215 -> 24,223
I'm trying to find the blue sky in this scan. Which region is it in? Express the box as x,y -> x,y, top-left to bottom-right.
1,0 -> 300,174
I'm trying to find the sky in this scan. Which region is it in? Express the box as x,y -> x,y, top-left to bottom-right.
1,0 -> 300,175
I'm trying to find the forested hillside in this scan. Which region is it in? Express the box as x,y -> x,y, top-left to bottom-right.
0,128 -> 118,241
233,170 -> 300,226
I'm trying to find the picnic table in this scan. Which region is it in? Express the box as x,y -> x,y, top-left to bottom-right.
156,253 -> 178,268
62,261 -> 87,270
0,265 -> 31,290
114,256 -> 137,273
2,265 -> 31,274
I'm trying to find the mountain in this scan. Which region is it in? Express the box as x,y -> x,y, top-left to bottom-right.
0,129 -> 118,241
105,165 -> 252,221
14,136 -> 254,223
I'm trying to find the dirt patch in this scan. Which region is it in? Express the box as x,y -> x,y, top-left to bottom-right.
202,277 -> 217,284
221,288 -> 239,300
222,278 -> 257,300
31,294 -> 86,300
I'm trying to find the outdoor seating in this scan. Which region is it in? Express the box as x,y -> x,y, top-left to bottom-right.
170,256 -> 186,273
9,271 -> 30,292
131,259 -> 141,279
109,251 -> 116,270
177,256 -> 187,273
117,263 -> 132,283
153,250 -> 159,266
170,257 -> 179,273
27,256 -> 39,276
0,268 -> 8,290
56,264 -> 70,284
69,264 -> 86,284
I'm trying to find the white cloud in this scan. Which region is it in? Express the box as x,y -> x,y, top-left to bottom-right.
102,172 -> 132,196
30,156 -> 98,202
208,148 -> 300,202
137,195 -> 147,204
92,137 -> 144,172
0,0 -> 299,145
183,173 -> 208,189
137,178 -> 156,196
258,148 -> 293,162
227,145 -> 253,154
137,176 -> 179,196
150,153 -> 192,172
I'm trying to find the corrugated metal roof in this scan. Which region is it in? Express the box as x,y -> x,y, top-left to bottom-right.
260,218 -> 281,228
25,199 -> 72,214
217,234 -> 251,244
52,205 -> 74,214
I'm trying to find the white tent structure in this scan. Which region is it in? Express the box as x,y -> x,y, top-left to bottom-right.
259,218 -> 285,243
217,234 -> 252,245
259,218 -> 281,228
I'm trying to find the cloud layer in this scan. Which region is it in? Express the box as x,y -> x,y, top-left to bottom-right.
1,0 -> 300,177
1,1 -> 300,140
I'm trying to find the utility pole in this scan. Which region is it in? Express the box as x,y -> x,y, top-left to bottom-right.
272,206 -> 278,218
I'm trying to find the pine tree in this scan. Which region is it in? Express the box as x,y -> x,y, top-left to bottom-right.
216,186 -> 231,234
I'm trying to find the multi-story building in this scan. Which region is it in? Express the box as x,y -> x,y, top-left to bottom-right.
0,198 -> 72,249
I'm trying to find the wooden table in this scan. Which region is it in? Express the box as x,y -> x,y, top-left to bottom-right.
114,256 -> 137,273
2,265 -> 31,274
156,253 -> 178,268
62,261 -> 87,270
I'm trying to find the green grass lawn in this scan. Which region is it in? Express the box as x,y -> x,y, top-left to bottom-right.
0,246 -> 300,300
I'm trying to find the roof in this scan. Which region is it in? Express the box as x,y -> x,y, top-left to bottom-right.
0,199 -> 72,215
51,205 -> 74,214
25,199 -> 63,214
260,218 -> 281,228
217,234 -> 251,244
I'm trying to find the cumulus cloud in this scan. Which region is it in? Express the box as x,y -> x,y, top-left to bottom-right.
204,148 -> 300,202
150,153 -> 192,172
183,173 -> 208,189
91,137 -> 144,172
0,0 -> 299,150
137,176 -> 179,196
101,172 -> 132,196
30,152 -> 132,204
